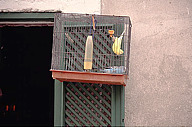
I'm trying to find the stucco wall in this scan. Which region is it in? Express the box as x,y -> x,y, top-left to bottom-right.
1,0 -> 192,126
102,0 -> 192,126
0,0 -> 101,14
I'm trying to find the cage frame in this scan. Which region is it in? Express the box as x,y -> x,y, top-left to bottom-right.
50,13 -> 132,86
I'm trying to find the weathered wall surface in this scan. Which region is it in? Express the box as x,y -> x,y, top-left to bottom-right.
102,0 -> 192,126
0,0 -> 101,14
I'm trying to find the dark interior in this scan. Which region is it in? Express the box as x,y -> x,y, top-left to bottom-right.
0,26 -> 54,126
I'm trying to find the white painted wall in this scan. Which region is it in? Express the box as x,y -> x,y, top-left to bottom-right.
0,0 -> 101,14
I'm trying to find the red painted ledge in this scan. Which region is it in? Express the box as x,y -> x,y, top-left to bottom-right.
50,70 -> 128,86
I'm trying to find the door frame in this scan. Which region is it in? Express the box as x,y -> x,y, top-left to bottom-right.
0,12 -> 56,125
0,12 -> 125,126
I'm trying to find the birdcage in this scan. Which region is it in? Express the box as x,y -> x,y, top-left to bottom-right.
50,13 -> 131,86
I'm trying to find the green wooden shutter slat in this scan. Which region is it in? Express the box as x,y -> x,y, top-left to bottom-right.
95,30 -> 112,52
83,32 -> 109,56
66,95 -> 97,126
65,37 -> 84,57
66,111 -> 81,126
77,83 -> 111,116
54,80 -> 64,126
94,85 -> 111,100
64,44 -> 83,71
65,103 -> 88,125
66,87 -> 106,126
86,85 -> 111,108
67,32 -> 85,50
111,85 -> 116,126
70,83 -> 111,125
103,84 -> 111,93
65,119 -> 73,126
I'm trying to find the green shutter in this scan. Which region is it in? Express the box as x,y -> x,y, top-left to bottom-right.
54,82 -> 124,126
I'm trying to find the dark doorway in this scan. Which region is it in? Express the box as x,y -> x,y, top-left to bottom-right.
0,26 -> 54,126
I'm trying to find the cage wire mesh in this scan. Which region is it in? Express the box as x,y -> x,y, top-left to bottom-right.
51,13 -> 131,75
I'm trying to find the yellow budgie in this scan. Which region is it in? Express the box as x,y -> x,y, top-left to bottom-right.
112,30 -> 125,55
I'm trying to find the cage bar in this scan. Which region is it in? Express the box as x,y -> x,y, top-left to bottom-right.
51,13 -> 131,86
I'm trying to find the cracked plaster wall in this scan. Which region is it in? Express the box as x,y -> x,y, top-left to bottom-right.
102,0 -> 192,126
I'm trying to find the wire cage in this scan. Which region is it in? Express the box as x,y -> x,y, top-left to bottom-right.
51,13 -> 131,85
